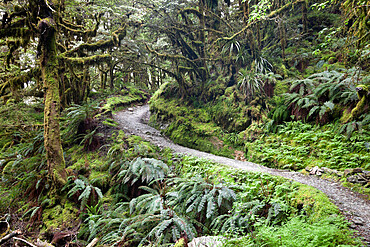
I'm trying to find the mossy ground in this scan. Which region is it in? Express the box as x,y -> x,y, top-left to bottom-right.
100,85 -> 150,113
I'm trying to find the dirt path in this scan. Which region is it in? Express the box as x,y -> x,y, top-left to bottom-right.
114,104 -> 370,243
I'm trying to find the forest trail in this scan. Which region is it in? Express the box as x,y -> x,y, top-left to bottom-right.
114,104 -> 370,243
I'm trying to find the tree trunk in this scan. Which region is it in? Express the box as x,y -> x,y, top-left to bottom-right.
199,0 -> 208,95
278,17 -> 286,59
302,1 -> 308,34
39,17 -> 67,188
109,61 -> 115,89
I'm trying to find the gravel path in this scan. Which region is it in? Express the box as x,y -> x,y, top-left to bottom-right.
114,104 -> 370,243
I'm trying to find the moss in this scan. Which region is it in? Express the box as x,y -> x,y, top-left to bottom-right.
66,155 -> 90,175
63,54 -> 111,65
0,187 -> 14,213
101,87 -> 148,113
342,181 -> 370,199
42,201 -> 79,231
149,82 -> 264,157
340,108 -> 352,123
351,84 -> 369,119
292,184 -> 339,222
173,238 -> 187,247
89,170 -> 110,189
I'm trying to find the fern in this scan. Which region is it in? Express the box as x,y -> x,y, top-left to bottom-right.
118,157 -> 169,185
129,184 -> 173,215
62,101 -> 100,144
172,176 -> 236,225
284,68 -> 366,122
66,176 -> 103,210
110,209 -> 196,246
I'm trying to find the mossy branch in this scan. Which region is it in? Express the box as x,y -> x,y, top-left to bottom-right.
210,0 -> 305,48
180,8 -> 203,18
145,44 -> 193,62
62,54 -> 111,65
61,26 -> 126,56
0,27 -> 31,39
59,13 -> 103,38
0,68 -> 40,95
59,18 -> 85,30
1,8 -> 27,28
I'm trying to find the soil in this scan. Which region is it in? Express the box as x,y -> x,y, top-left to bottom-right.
114,104 -> 370,244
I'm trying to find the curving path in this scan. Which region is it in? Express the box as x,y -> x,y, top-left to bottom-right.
114,104 -> 370,243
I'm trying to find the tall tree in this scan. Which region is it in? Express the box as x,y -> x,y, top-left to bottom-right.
0,0 -> 126,189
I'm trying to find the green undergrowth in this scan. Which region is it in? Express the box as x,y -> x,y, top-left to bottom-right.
175,156 -> 360,246
246,121 -> 370,171
0,98 -> 365,246
150,97 -> 235,158
149,82 -> 265,158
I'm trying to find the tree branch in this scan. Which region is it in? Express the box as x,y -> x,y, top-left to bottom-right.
0,230 -> 21,245
210,0 -> 305,48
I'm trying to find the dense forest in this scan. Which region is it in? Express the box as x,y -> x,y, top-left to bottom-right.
0,0 -> 369,246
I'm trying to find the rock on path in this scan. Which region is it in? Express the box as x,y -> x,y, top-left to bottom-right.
114,104 -> 370,243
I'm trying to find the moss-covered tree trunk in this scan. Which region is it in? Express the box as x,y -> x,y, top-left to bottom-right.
39,17 -> 67,188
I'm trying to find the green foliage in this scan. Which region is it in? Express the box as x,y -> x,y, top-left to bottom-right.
254,216 -> 357,247
74,149 -> 359,246
63,101 -> 99,144
172,176 -> 236,225
122,208 -> 196,246
238,67 -> 265,99
284,68 -> 367,124
118,157 -> 169,185
65,176 -> 103,210
247,121 -> 370,170
238,57 -> 273,99
341,0 -> 370,46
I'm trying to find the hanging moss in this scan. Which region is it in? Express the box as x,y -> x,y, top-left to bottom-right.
59,13 -> 102,38
62,26 -> 126,56
0,27 -> 31,39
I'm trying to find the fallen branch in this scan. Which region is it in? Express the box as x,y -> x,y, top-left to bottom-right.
14,237 -> 38,247
0,230 -> 21,245
86,237 -> 99,247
